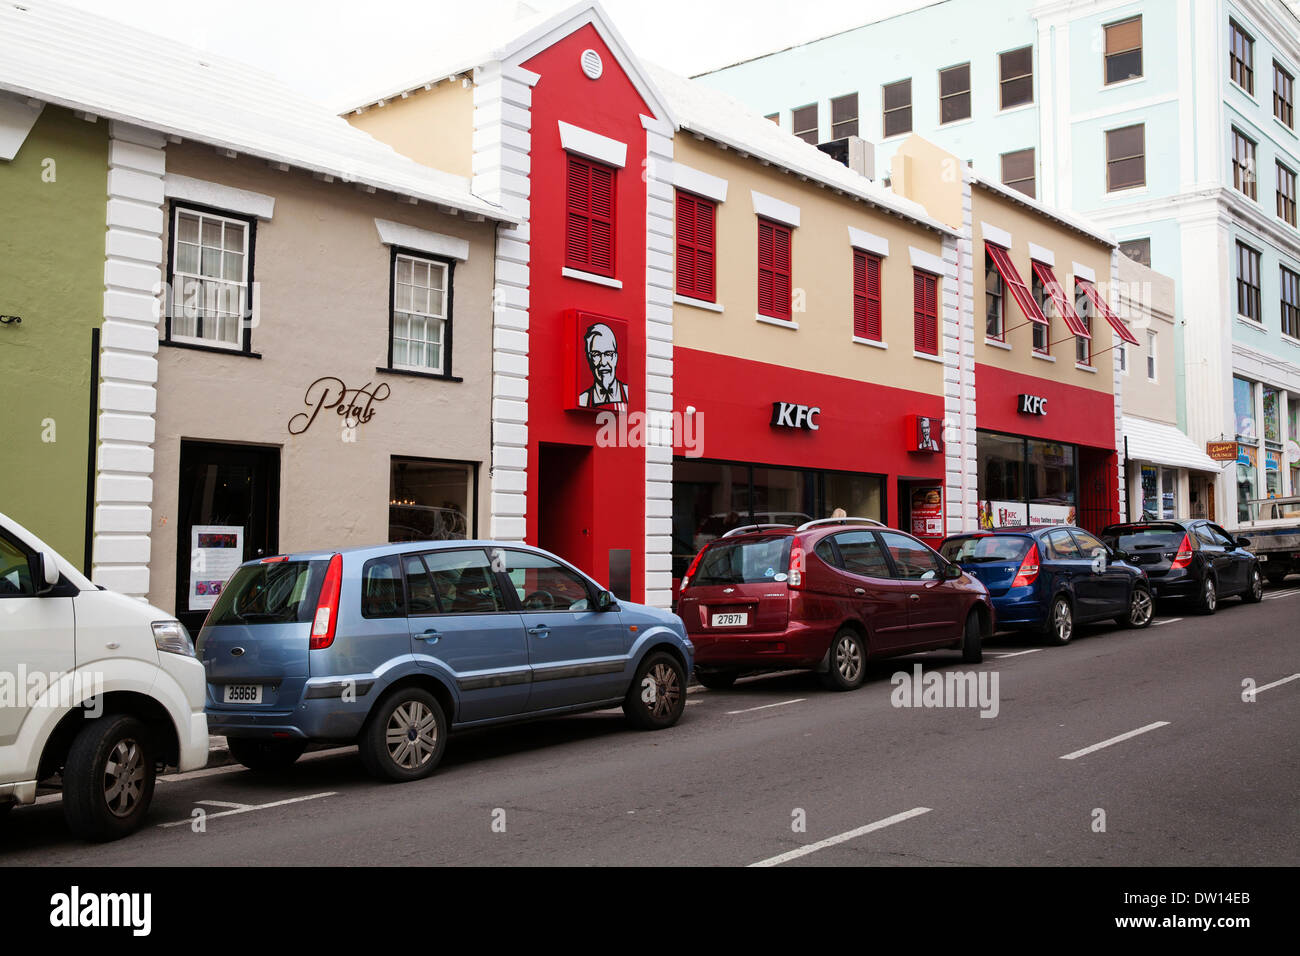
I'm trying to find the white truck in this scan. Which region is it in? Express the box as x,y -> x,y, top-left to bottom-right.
0,511 -> 208,840
1234,496 -> 1300,586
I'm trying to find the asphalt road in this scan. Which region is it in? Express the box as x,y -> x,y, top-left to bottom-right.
3,587 -> 1297,866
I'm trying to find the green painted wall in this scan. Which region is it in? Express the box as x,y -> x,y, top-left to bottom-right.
0,105 -> 108,567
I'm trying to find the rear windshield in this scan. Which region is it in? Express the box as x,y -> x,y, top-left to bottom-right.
1104,528 -> 1186,552
694,537 -> 792,586
206,560 -> 326,626
940,535 -> 1032,563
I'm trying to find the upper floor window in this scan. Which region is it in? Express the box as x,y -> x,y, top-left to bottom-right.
1074,287 -> 1092,366
939,63 -> 971,124
1000,46 -> 1033,109
1105,123 -> 1145,191
390,252 -> 451,375
1030,268 -> 1051,354
882,79 -> 913,137
1146,330 -> 1157,382
1229,20 -> 1254,94
1237,241 -> 1261,321
1001,148 -> 1035,198
565,153 -> 615,278
1104,16 -> 1143,84
757,219 -> 793,321
984,251 -> 1005,340
675,191 -> 717,302
831,93 -> 859,138
1119,238 -> 1151,267
1281,265 -> 1300,339
1276,62 -> 1295,129
167,205 -> 253,351
853,250 -> 882,342
1232,128 -> 1257,200
913,269 -> 939,355
792,103 -> 818,144
1277,162 -> 1297,226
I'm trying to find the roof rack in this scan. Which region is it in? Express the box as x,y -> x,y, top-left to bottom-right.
721,523 -> 796,537
796,517 -> 886,531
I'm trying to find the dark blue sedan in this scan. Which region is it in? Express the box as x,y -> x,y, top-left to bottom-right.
939,526 -> 1154,645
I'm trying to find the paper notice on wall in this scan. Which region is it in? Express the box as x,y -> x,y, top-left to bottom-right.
189,525 -> 244,611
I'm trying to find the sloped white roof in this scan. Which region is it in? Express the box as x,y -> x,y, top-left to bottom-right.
0,0 -> 515,223
1123,416 -> 1224,473
969,170 -> 1114,248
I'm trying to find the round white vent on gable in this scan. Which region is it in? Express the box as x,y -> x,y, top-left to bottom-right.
581,49 -> 603,80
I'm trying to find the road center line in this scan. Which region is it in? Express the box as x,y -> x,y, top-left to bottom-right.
159,791 -> 336,828
1254,673 -> 1300,694
1263,589 -> 1300,600
988,649 -> 1042,658
195,800 -> 250,809
1150,617 -> 1183,626
726,698 -> 805,715
749,807 -> 933,867
1060,721 -> 1170,760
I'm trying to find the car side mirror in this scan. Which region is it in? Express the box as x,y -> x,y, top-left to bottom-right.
32,548 -> 60,595
1236,537 -> 1251,549
944,562 -> 963,581
596,590 -> 620,611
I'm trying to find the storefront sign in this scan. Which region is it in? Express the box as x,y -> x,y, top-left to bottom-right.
565,310 -> 631,412
909,485 -> 944,537
770,402 -> 821,431
979,500 -> 1027,529
1017,394 -> 1048,416
189,525 -> 243,611
288,377 -> 391,435
1206,441 -> 1239,462
908,416 -> 943,452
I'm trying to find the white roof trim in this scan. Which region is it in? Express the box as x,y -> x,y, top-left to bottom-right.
1123,416 -> 1224,473
910,246 -> 946,275
375,219 -> 470,261
1028,242 -> 1055,266
671,162 -> 727,202
970,171 -> 1115,247
165,174 -> 275,220
848,226 -> 889,257
0,91 -> 43,161
558,120 -> 627,169
752,190 -> 800,228
1073,261 -> 1097,283
980,222 -> 1012,249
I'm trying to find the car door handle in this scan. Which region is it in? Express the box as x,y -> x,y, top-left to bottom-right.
854,587 -> 866,595
527,624 -> 550,637
419,628 -> 439,644
909,593 -> 920,601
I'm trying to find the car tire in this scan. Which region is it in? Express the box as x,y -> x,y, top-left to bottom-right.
358,687 -> 447,782
819,628 -> 868,691
623,651 -> 687,729
1195,576 -> 1217,615
62,715 -> 157,842
694,668 -> 739,690
1044,595 -> 1074,646
227,737 -> 308,773
1241,566 -> 1264,604
960,611 -> 983,663
1117,584 -> 1154,629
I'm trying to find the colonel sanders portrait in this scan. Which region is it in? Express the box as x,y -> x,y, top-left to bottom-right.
578,322 -> 629,410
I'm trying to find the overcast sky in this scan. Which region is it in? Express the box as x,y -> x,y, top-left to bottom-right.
61,0 -> 934,109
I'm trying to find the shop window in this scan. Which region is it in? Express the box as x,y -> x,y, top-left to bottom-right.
389,458 -> 474,543
1119,238 -> 1151,267
1028,439 -> 1076,524
854,250 -> 882,341
1000,46 -> 1033,109
882,79 -> 912,137
1234,377 -> 1257,522
792,103 -> 818,144
913,269 -> 939,355
390,252 -> 451,374
1289,399 -> 1300,495
565,153 -> 616,277
757,219 -> 793,320
984,251 -> 1005,339
676,191 -> 717,302
1277,162 -> 1297,226
167,205 -> 253,351
978,431 -> 1026,506
1264,387 -> 1283,499
1282,265 -> 1300,339
831,93 -> 859,138
1104,16 -> 1142,84
1230,20 -> 1254,94
1237,242 -> 1261,321
1000,148 -> 1035,198
1139,465 -> 1177,520
1232,128 -> 1257,200
1105,123 -> 1145,191
1276,61 -> 1295,129
939,63 -> 971,124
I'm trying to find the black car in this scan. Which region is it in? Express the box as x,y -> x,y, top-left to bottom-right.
1100,519 -> 1263,614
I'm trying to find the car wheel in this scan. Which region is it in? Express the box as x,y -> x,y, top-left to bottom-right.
819,628 -> 868,691
624,651 -> 687,729
358,687 -> 447,782
694,668 -> 739,690
1118,585 -> 1154,629
1196,576 -> 1217,615
1044,596 -> 1073,646
960,611 -> 983,663
62,715 -> 157,842
227,737 -> 308,772
1241,567 -> 1264,604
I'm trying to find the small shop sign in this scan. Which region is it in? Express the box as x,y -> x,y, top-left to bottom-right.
1205,441 -> 1239,462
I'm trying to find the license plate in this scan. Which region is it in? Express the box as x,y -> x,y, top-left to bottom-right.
223,684 -> 263,704
1258,554 -> 1268,561
711,612 -> 748,627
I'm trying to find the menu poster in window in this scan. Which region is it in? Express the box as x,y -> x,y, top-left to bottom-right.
1028,503 -> 1076,526
979,500 -> 1027,529
189,525 -> 244,611
909,485 -> 944,536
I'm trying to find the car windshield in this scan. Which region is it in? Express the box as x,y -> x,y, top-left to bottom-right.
207,560 -> 326,626
940,535 -> 1031,563
693,537 -> 792,586
1105,528 -> 1185,551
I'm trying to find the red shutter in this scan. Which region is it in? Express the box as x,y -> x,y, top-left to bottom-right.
914,270 -> 939,354
696,198 -> 716,300
676,193 -> 697,296
854,251 -> 882,340
565,154 -> 616,278
676,192 -> 717,301
758,219 -> 792,320
757,220 -> 774,316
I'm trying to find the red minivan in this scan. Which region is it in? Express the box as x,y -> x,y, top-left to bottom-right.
677,519 -> 993,691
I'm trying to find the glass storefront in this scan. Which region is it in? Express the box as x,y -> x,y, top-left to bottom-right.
977,430 -> 1078,528
1139,465 -> 1177,519
672,458 -> 885,578
1234,377 -> 1258,522
389,457 -> 475,542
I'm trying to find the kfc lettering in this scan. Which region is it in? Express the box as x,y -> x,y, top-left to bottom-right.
771,402 -> 821,431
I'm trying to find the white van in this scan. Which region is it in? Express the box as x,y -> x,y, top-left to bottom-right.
0,512 -> 208,840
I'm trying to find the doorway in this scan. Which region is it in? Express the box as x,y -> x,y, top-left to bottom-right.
175,440 -> 280,634
537,443 -> 593,576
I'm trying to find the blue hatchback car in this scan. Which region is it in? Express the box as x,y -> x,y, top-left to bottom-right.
196,541 -> 693,781
939,526 -> 1153,645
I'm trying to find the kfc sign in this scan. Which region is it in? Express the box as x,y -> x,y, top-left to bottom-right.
771,402 -> 821,431
909,415 -> 943,452
565,310 -> 631,413
1017,393 -> 1048,416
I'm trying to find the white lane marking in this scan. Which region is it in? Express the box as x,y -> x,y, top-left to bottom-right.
987,649 -> 1042,658
159,791 -> 336,828
1263,589 -> 1300,600
726,698 -> 806,715
195,800 -> 250,809
1060,721 -> 1170,761
1151,617 -> 1183,626
749,807 -> 933,867
685,699 -> 704,706
1254,673 -> 1300,694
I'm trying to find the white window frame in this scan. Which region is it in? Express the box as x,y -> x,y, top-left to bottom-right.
168,205 -> 251,351
1146,330 -> 1157,382
391,252 -> 451,376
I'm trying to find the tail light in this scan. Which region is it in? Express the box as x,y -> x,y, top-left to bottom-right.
680,549 -> 704,593
1171,534 -> 1193,569
788,541 -> 806,589
1011,543 -> 1040,588
309,553 -> 343,650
